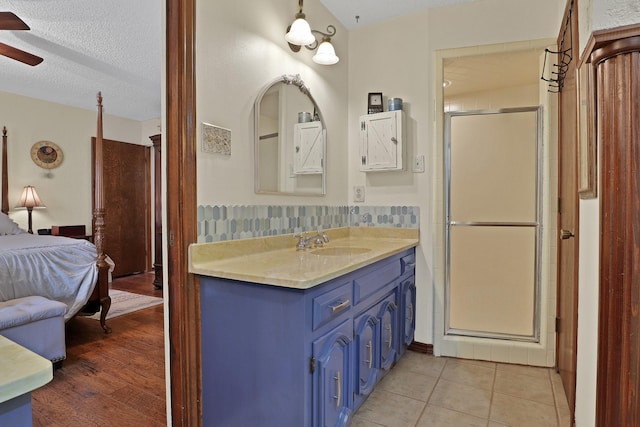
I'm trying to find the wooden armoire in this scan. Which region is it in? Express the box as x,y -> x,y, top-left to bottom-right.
581,25 -> 640,426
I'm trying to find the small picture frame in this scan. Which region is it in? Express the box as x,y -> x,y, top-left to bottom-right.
367,92 -> 383,114
201,122 -> 231,156
576,63 -> 597,199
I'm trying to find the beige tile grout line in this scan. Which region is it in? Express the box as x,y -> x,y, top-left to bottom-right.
488,361 -> 499,424
411,357 -> 443,426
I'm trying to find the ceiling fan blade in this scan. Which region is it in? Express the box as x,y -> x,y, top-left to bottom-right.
0,42 -> 43,66
0,12 -> 30,30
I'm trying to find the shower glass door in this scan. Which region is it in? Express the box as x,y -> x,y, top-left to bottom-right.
445,107 -> 542,341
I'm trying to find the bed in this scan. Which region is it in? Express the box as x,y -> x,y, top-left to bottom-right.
0,93 -> 112,332
0,228 -> 98,320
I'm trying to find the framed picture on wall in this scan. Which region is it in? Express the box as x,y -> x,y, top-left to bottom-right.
577,62 -> 597,199
367,92 -> 383,114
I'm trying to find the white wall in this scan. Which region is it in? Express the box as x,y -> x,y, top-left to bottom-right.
591,0 -> 640,31
0,90 -> 155,233
348,0 -> 564,346
195,0 -> 348,206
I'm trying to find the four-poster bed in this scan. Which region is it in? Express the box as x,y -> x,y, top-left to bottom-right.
0,93 -> 111,332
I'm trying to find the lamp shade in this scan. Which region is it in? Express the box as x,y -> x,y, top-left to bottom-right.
17,185 -> 45,209
312,39 -> 339,65
285,16 -> 315,46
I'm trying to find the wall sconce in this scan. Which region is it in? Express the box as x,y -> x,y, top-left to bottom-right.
285,0 -> 339,65
16,185 -> 45,234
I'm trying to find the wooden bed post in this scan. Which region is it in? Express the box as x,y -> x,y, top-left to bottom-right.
94,92 -> 111,333
1,127 -> 8,215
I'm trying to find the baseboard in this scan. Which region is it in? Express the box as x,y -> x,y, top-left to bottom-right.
407,341 -> 433,355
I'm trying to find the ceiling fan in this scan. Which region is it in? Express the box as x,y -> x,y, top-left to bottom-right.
0,12 -> 43,66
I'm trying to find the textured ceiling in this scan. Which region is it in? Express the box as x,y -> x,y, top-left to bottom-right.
0,0 -> 515,122
320,0 -> 481,29
0,0 -> 161,121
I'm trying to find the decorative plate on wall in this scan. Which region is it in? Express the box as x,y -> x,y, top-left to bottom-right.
30,140 -> 63,169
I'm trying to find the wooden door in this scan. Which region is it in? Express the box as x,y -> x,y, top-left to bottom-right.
93,138 -> 150,277
555,0 -> 579,417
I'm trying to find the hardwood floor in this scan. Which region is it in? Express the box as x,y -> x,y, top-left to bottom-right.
31,272 -> 167,426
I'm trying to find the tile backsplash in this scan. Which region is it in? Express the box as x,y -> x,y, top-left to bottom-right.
197,205 -> 419,243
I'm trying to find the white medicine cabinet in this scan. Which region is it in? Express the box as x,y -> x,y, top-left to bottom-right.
359,110 -> 404,171
293,121 -> 324,174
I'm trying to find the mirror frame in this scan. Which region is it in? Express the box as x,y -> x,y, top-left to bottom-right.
254,74 -> 326,196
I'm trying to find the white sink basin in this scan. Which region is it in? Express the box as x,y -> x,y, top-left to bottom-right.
310,247 -> 372,256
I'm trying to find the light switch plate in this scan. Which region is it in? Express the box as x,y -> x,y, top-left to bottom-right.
353,186 -> 365,202
413,155 -> 425,173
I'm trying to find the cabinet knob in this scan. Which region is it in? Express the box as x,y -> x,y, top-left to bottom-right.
391,137 -> 398,144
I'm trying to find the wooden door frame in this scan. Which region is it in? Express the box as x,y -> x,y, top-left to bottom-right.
166,0 -> 201,425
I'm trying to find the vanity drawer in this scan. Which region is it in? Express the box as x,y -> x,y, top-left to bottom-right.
401,253 -> 416,275
353,261 -> 401,305
312,282 -> 353,330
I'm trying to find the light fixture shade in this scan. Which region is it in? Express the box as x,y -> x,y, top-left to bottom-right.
312,40 -> 339,65
17,185 -> 45,208
285,17 -> 315,46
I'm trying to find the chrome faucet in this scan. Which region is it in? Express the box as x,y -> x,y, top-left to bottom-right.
294,229 -> 330,250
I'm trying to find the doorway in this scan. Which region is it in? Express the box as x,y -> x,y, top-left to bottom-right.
433,40 -> 557,365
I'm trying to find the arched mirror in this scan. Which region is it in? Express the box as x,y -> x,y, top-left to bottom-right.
254,74 -> 326,195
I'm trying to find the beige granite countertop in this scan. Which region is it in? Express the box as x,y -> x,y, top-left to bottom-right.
0,335 -> 53,404
189,227 -> 419,289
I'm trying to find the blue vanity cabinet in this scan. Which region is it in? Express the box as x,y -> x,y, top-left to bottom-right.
400,276 -> 416,351
353,305 -> 380,408
378,294 -> 399,371
398,252 -> 416,355
353,291 -> 399,409
198,247 -> 416,427
312,320 -> 353,427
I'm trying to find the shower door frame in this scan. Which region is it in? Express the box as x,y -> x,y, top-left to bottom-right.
444,106 -> 544,342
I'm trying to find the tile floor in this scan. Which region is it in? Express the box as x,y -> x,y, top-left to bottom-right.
352,350 -> 572,427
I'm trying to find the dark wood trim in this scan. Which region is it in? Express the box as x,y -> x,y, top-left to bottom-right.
151,134 -> 163,290
166,0 -> 200,425
589,33 -> 640,427
407,341 -> 433,355
1,126 -> 7,215
581,23 -> 640,65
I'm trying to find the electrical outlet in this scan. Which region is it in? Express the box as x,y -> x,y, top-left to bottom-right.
413,155 -> 425,173
353,186 -> 365,202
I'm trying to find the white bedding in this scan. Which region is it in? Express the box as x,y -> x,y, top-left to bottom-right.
0,233 -> 98,320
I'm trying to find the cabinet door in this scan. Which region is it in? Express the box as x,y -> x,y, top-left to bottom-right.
400,276 -> 416,349
378,295 -> 398,371
293,122 -> 324,174
354,308 -> 379,406
359,111 -> 403,171
313,320 -> 353,427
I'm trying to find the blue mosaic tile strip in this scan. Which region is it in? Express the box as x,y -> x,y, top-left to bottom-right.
197,205 -> 419,243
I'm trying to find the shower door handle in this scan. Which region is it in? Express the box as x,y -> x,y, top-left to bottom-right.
560,229 -> 575,240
